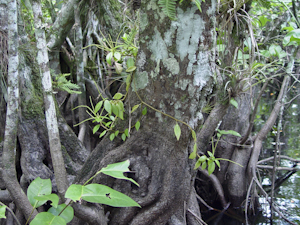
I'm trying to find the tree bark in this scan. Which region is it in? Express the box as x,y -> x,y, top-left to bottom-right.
2,0 -> 38,220
31,0 -> 69,197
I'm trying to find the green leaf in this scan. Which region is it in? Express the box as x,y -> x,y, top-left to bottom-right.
207,151 -> 213,158
82,184 -> 141,207
113,93 -> 123,100
100,160 -> 139,186
48,204 -> 74,223
93,124 -> 100,134
217,129 -> 241,137
30,212 -> 66,225
99,130 -> 107,138
135,121 -> 140,131
201,161 -> 207,170
189,151 -> 196,159
126,58 -> 135,68
142,107 -> 147,115
114,52 -> 121,61
198,155 -> 207,162
174,123 -> 181,141
117,101 -> 125,120
194,159 -> 202,170
126,66 -> 136,72
121,133 -> 126,141
104,100 -> 112,114
126,74 -> 131,91
131,104 -> 140,113
34,194 -> 59,208
208,161 -> 216,175
110,133 -> 115,141
158,0 -> 177,20
0,205 -> 6,219
27,177 -> 52,208
215,159 -> 220,169
230,98 -> 238,109
124,128 -> 129,137
191,130 -> 196,141
106,52 -> 113,66
65,184 -> 83,202
112,103 -> 119,117
115,130 -> 119,137
94,101 -> 103,114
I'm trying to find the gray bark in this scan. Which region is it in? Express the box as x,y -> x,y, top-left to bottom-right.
2,0 -> 38,220
31,0 -> 69,197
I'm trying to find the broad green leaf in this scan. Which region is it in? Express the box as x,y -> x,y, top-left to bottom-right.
230,98 -> 238,109
201,161 -> 207,170
208,161 -> 216,175
93,124 -> 100,134
99,130 -> 107,138
94,101 -> 103,114
217,129 -> 241,137
283,29 -> 300,46
124,128 -> 129,137
131,104 -> 140,113
110,133 -> 115,141
198,155 -> 207,162
114,52 -> 121,61
115,63 -> 123,74
191,130 -> 196,141
30,212 -> 66,225
258,15 -> 270,27
126,66 -> 136,72
142,107 -> 147,115
104,100 -> 112,114
112,103 -> 119,117
27,177 -> 52,208
115,130 -> 119,137
135,121 -> 140,131
48,204 -> 74,223
174,123 -> 181,141
193,143 -> 197,153
194,159 -> 202,170
207,151 -> 213,158
65,184 -> 83,202
106,52 -> 113,66
82,184 -> 141,207
113,93 -> 123,100
34,194 -> 59,208
117,101 -> 125,120
0,205 -> 6,219
189,151 -> 196,159
121,133 -> 126,141
100,160 -> 139,186
126,58 -> 135,68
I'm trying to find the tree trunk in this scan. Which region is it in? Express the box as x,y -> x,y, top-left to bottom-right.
76,1 -> 217,224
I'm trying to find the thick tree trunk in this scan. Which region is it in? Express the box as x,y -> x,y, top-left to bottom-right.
76,1 -> 217,224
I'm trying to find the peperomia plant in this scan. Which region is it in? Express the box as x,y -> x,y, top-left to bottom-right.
0,160 -> 140,225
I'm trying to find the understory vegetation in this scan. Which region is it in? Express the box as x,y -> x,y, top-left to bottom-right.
0,0 -> 300,224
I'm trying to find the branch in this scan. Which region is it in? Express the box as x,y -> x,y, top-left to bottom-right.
258,155 -> 300,164
257,165 -> 299,171
47,0 -> 82,50
248,76 -> 290,178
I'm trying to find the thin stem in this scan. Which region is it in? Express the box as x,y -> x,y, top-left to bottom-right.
0,202 -> 21,225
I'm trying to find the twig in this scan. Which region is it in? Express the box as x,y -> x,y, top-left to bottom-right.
257,155 -> 300,164
0,202 -> 21,225
187,209 -> 208,225
257,165 -> 299,171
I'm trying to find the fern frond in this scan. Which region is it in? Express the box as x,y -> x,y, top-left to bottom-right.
53,73 -> 82,94
158,0 -> 177,20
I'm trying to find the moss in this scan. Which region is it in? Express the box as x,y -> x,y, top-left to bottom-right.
21,94 -> 45,119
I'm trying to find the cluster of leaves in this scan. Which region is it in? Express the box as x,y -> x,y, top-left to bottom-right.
52,73 -> 81,94
190,129 -> 242,175
0,160 -> 140,225
158,0 -> 204,20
